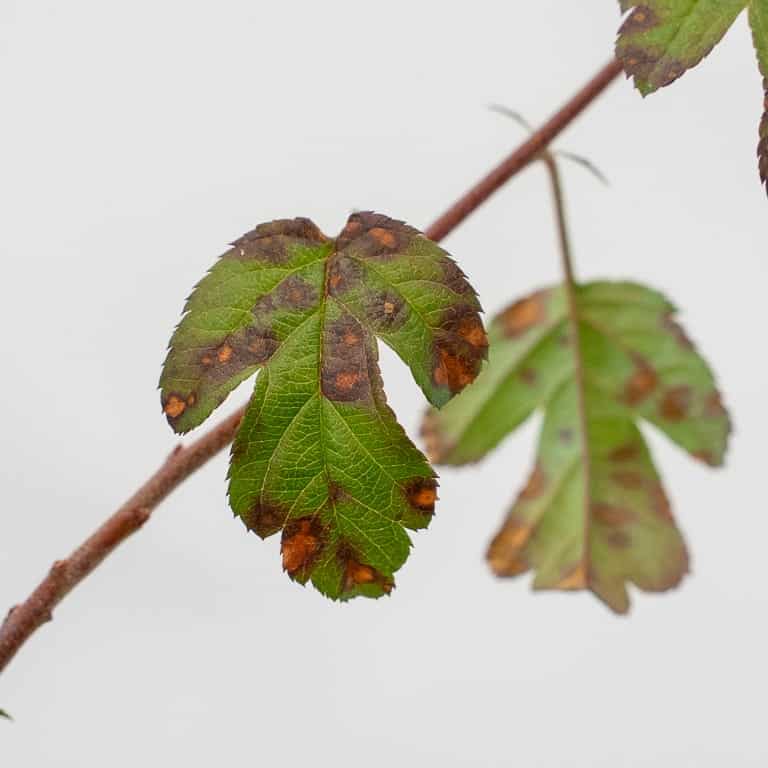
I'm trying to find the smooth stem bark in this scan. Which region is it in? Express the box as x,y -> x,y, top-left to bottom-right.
0,57 -> 622,678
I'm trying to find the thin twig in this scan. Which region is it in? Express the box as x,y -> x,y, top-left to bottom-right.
426,58 -> 622,242
0,57 -> 623,678
541,153 -> 592,587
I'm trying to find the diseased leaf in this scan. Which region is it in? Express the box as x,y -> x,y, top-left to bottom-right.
616,1 -> 747,95
423,281 -> 729,613
750,0 -> 768,190
161,212 -> 486,599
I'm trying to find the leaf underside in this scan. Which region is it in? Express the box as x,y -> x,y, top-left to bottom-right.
160,212 -> 487,599
422,281 -> 730,614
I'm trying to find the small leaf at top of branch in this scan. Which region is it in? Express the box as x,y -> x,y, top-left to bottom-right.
422,281 -> 730,613
0,708 -> 12,720
160,212 -> 487,599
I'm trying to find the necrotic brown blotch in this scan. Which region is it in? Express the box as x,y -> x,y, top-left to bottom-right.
229,217 -> 327,263
431,306 -> 487,393
365,291 -> 409,332
281,517 -> 325,580
405,477 -> 438,516
321,315 -> 372,402
241,501 -> 286,538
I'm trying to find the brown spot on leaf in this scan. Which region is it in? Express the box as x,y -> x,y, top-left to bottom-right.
366,291 -> 409,331
607,530 -> 632,549
704,390 -> 726,419
338,545 -> 394,595
655,59 -> 686,89
619,5 -> 658,34
440,257 -> 475,296
649,482 -> 673,522
281,517 -> 324,579
555,562 -> 587,590
624,360 -> 658,405
611,471 -> 645,490
618,46 -> 656,82
217,344 -> 233,364
519,464 -> 546,501
519,367 -> 538,386
432,306 -> 487,393
609,442 -> 641,462
326,254 -> 363,296
660,386 -> 692,422
692,450 -> 718,467
163,394 -> 187,420
558,428 -> 573,444
230,218 -> 327,262
457,314 -> 488,350
276,275 -> 317,309
336,212 -> 417,259
405,477 -> 438,516
499,292 -> 547,338
201,354 -> 214,367
241,502 -> 286,538
322,316 -> 371,403
592,503 -> 634,526
186,393 -> 197,407
487,517 -> 533,575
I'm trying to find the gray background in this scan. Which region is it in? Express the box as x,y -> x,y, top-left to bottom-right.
2,2 -> 767,766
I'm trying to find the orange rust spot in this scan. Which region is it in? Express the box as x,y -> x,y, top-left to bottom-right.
217,344 -> 233,364
329,273 -> 343,290
434,349 -> 475,391
624,363 -> 658,405
368,227 -> 397,248
201,354 -> 214,367
556,562 -> 587,590
342,329 -> 360,346
164,395 -> 186,419
458,316 -> 488,349
383,300 -> 396,315
520,464 -> 546,501
281,519 -> 321,576
186,393 -> 197,407
408,482 -> 437,513
500,293 -> 546,337
335,371 -> 360,391
660,386 -> 691,422
343,558 -> 393,594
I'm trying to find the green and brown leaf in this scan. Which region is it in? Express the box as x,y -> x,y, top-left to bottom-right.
160,212 -> 486,599
422,281 -> 729,613
616,1 -> 748,95
616,1 -> 768,192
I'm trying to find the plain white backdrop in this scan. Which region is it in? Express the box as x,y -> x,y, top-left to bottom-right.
2,2 -> 767,766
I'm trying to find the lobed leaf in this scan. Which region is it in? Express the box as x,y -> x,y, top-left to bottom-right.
616,1 -> 747,95
422,281 -> 730,613
161,212 -> 487,599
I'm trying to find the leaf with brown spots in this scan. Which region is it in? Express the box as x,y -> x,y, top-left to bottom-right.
160,212 -> 484,599
423,281 -> 730,613
616,1 -> 748,96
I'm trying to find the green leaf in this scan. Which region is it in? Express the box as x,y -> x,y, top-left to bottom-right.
0,709 -> 11,720
616,1 -> 747,95
161,212 -> 486,599
750,0 -> 768,190
422,281 -> 730,613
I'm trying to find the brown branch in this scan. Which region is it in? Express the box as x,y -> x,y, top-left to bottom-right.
0,57 -> 622,678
